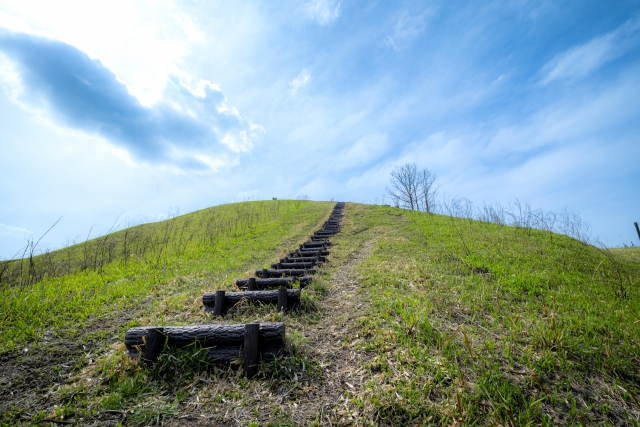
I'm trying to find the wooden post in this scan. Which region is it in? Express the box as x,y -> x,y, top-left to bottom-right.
243,323 -> 260,378
262,269 -> 269,279
212,290 -> 225,316
635,222 -> 640,242
278,287 -> 288,312
248,277 -> 257,291
143,328 -> 165,367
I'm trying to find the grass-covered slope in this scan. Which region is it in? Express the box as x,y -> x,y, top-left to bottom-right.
1,201 -> 639,426
338,204 -> 640,426
0,200 -> 333,353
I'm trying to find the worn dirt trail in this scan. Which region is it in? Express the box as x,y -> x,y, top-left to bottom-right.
289,237 -> 378,425
162,237 -> 379,426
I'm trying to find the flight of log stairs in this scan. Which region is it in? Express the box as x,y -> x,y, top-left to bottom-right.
124,202 -> 345,378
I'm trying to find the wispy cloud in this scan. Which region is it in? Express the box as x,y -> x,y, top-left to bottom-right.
0,222 -> 30,237
334,134 -> 389,171
383,10 -> 432,51
541,16 -> 640,84
0,29 -> 261,170
289,69 -> 311,95
301,0 -> 340,26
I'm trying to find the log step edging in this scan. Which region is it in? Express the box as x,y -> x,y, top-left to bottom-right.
256,268 -> 315,277
290,249 -> 330,256
283,255 -> 326,262
301,242 -> 330,248
125,322 -> 286,368
236,276 -> 312,289
203,289 -> 301,314
272,262 -> 317,269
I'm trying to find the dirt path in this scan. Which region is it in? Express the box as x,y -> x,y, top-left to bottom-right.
294,238 -> 377,425
162,237 -> 378,426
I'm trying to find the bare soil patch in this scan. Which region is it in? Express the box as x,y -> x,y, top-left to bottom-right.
1,324 -> 114,421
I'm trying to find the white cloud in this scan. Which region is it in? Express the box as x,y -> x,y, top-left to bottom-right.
0,0 -> 204,105
0,32 -> 261,170
383,10 -> 432,51
289,69 -> 311,95
301,0 -> 340,26
542,16 -> 640,84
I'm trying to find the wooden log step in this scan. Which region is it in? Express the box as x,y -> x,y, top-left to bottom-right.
283,255 -> 326,262
310,236 -> 332,242
287,252 -> 327,259
279,257 -> 317,263
205,343 -> 283,363
236,276 -> 312,289
301,242 -> 330,248
203,289 -> 301,313
256,268 -> 315,277
125,322 -> 285,361
139,342 -> 284,364
273,262 -> 317,269
289,249 -> 329,257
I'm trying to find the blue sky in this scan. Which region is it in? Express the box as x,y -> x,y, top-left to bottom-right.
1,0 -> 639,258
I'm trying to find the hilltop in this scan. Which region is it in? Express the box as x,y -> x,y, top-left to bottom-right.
1,201 -> 639,426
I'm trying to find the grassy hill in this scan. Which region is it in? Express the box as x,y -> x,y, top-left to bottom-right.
1,201 -> 639,426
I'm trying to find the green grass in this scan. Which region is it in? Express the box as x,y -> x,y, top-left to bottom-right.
1,199 -> 336,426
2,201 -> 639,426
330,204 -> 640,426
0,200 -> 333,354
611,246 -> 640,264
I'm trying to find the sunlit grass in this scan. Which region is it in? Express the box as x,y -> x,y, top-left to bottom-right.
0,200 -> 333,353
336,204 -> 640,425
3,201 -> 638,426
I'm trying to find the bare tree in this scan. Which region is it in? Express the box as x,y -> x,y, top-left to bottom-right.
386,163 -> 439,212
418,169 -> 439,213
386,163 -> 419,210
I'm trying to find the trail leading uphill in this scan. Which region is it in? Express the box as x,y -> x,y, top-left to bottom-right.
2,201 -> 639,426
123,202 -> 346,376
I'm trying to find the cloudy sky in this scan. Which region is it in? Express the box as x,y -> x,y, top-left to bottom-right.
1,0 -> 639,257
